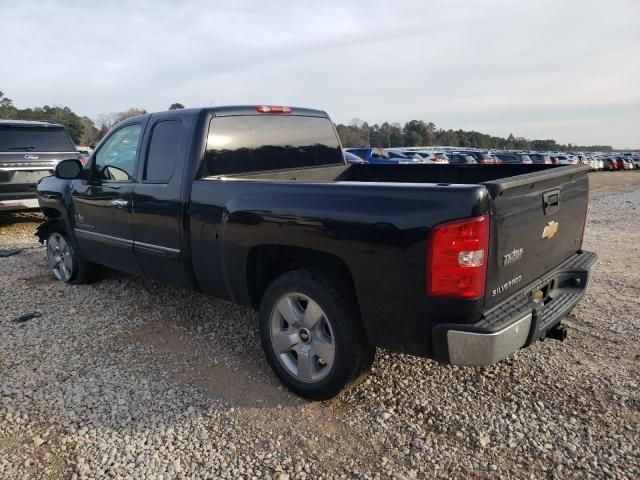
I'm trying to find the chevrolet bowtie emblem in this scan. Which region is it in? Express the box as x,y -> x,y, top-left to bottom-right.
542,220 -> 559,239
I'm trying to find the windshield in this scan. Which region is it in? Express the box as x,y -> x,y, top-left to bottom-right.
0,126 -> 75,152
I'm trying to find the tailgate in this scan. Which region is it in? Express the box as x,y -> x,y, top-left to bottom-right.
483,166 -> 589,309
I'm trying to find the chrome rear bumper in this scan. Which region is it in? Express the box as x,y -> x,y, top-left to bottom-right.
447,314 -> 532,366
434,250 -> 597,366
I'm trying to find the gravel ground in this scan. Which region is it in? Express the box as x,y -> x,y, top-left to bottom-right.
1,173 -> 638,479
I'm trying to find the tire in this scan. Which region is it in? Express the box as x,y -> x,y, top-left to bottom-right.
45,225 -> 93,284
259,269 -> 375,400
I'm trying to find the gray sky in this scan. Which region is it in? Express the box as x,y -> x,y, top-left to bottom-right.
1,0 -> 639,148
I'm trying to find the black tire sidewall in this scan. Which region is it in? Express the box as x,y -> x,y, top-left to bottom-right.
259,270 -> 371,400
46,226 -> 82,283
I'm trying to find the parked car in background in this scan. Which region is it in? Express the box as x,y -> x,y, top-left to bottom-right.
458,151 -> 496,164
426,151 -> 450,163
0,120 -> 79,212
613,157 -> 627,170
408,151 -> 440,163
384,149 -> 423,163
529,153 -> 553,165
447,152 -> 477,164
555,155 -> 579,165
494,152 -> 533,164
397,149 -> 450,164
343,150 -> 367,164
603,158 -> 617,171
345,148 -> 396,164
574,154 -> 589,165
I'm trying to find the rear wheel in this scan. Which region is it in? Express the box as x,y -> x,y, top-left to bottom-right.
46,227 -> 92,284
259,269 -> 375,400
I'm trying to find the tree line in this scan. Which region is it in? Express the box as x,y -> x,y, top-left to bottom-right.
0,90 -> 613,151
0,90 -> 186,146
335,118 -> 613,152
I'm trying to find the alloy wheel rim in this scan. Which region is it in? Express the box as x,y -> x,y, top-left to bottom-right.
269,293 -> 335,383
47,233 -> 73,282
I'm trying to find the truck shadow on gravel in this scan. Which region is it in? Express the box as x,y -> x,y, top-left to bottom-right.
102,268 -> 303,410
118,321 -> 299,409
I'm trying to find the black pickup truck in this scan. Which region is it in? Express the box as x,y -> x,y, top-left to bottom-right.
36,106 -> 597,399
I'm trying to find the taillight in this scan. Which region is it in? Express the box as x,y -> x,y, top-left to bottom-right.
427,215 -> 490,299
256,105 -> 292,113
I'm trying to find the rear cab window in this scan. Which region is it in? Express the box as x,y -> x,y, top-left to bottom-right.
0,126 -> 75,152
203,115 -> 343,176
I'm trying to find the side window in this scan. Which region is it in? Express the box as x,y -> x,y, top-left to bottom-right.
144,120 -> 181,183
94,125 -> 141,182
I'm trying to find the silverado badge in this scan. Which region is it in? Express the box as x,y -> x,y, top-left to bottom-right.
542,220 -> 559,239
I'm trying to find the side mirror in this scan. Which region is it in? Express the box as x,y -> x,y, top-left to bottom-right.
55,159 -> 84,179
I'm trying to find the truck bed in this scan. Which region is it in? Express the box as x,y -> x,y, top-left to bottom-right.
221,163 -> 563,195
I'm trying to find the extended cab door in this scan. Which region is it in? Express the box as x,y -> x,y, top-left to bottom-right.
131,114 -> 194,288
71,122 -> 145,275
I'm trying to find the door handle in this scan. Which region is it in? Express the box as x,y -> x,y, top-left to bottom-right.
111,199 -> 129,209
542,189 -> 561,215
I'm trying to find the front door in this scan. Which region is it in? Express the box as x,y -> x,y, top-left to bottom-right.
71,123 -> 144,275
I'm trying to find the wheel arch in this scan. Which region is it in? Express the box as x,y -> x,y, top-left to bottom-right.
246,245 -> 359,312
35,214 -> 66,244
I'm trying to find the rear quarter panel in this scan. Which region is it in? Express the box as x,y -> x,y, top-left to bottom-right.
189,179 -> 490,357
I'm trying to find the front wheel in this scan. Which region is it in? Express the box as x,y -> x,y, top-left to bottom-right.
46,227 -> 92,284
259,269 -> 375,400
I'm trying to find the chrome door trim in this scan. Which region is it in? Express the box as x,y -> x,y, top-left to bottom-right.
133,241 -> 180,259
74,229 -> 133,249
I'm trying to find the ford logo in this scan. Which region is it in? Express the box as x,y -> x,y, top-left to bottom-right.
24,154 -> 39,160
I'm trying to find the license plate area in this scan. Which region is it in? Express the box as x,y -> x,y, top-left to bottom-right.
531,282 -> 552,305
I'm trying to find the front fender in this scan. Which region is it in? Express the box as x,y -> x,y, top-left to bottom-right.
36,175 -> 75,243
